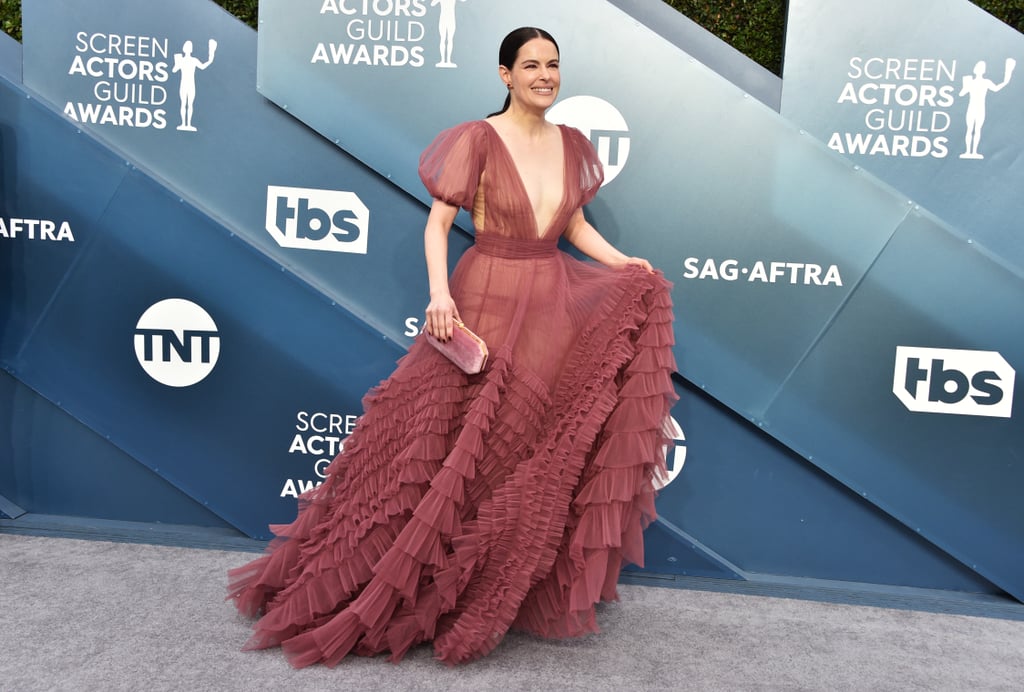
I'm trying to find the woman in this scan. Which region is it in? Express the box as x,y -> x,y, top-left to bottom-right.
228,26 -> 677,667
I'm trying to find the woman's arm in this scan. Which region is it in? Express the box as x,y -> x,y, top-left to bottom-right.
563,208 -> 653,272
423,198 -> 462,341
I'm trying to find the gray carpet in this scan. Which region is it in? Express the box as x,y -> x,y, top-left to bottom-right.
2,533 -> 1023,691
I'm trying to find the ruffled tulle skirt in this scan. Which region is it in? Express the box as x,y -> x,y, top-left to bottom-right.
227,264 -> 677,666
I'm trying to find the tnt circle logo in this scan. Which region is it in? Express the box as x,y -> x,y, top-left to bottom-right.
547,95 -> 631,185
134,299 -> 220,387
654,416 -> 687,490
266,186 -> 369,254
893,346 -> 1015,419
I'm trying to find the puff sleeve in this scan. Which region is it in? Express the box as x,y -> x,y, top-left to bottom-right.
418,121 -> 488,210
562,125 -> 605,207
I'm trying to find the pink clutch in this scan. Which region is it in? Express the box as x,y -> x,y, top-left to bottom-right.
425,320 -> 489,374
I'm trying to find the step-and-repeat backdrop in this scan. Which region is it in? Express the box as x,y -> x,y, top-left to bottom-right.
2,0 -> 1020,598
782,0 -> 1024,272
778,0 -> 1024,595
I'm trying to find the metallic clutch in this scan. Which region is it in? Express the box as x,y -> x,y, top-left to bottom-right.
425,320 -> 489,374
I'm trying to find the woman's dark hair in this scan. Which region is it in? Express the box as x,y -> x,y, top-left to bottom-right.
486,27 -> 560,118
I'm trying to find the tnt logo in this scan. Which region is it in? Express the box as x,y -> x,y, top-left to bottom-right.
265,186 -> 369,254
893,346 -> 1015,419
546,95 -> 631,185
134,299 -> 220,387
654,416 -> 687,490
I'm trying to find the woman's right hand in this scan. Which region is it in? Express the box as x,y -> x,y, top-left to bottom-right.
425,292 -> 461,342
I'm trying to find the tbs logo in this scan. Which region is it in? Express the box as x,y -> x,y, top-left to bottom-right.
266,185 -> 369,254
893,346 -> 1015,419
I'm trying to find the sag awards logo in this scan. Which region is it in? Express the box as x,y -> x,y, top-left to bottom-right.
64,32 -> 217,131
281,410 -> 359,497
547,95 -> 631,185
265,185 -> 370,254
134,299 -> 221,387
313,0 -> 469,68
828,55 -> 1016,160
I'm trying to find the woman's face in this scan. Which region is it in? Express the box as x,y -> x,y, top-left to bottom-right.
501,38 -> 560,112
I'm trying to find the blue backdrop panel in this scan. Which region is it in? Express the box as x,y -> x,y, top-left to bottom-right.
11,0 -> 472,538
764,208 -> 1024,594
0,101 -> 129,366
0,371 -> 233,527
663,378 -> 995,592
659,127 -> 914,417
0,31 -> 18,84
20,0 -> 464,345
781,0 -> 1024,273
6,166 -> 411,537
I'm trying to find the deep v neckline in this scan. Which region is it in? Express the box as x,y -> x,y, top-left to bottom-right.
483,120 -> 569,239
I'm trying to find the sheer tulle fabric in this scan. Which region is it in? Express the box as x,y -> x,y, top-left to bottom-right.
228,120 -> 678,666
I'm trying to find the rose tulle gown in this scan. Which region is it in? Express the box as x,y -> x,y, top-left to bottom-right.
227,120 -> 678,666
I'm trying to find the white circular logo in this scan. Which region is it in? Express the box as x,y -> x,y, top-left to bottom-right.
547,95 -> 631,185
134,299 -> 220,387
654,416 -> 687,490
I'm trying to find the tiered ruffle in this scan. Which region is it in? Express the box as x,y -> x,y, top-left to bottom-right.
227,266 -> 677,666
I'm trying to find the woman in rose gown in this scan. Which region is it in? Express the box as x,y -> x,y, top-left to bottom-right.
228,26 -> 677,667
